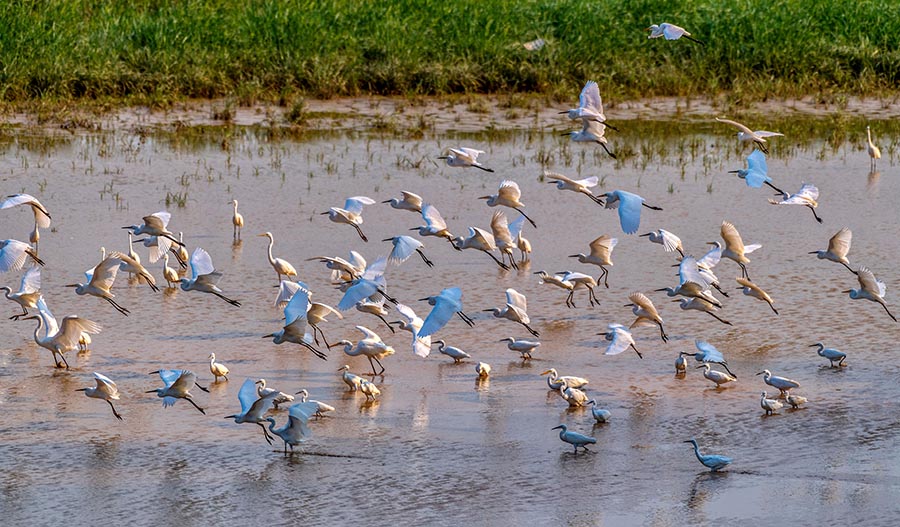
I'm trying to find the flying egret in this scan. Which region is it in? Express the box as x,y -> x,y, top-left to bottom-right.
338,365 -> 366,391
535,271 -> 576,306
555,271 -> 598,311
727,149 -> 785,195
389,302 -> 431,357
264,280 -> 327,360
453,227 -> 510,270
258,232 -> 298,283
257,378 -> 294,409
626,291 -> 668,342
175,232 -> 189,267
675,353 -> 687,373
810,227 -> 854,274
810,343 -> 846,368
434,340 -> 470,363
697,363 -> 736,388
412,203 -> 459,250
684,439 -> 732,472
716,117 -> 784,154
566,119 -> 616,158
557,381 -> 589,407
490,210 -> 519,270
476,362 -> 491,378
383,235 -> 433,268
588,401 -> 611,423
552,424 -> 596,454
768,183 -> 822,223
844,267 -> 896,321
508,214 -> 532,262
485,288 -> 540,337
544,171 -> 604,205
162,254 -> 179,288
541,368 -> 588,390
500,337 -> 541,359
718,221 -> 761,280
209,353 -> 229,382
382,190 -> 423,213
736,277 -> 778,314
1,194 -> 51,248
683,340 -> 736,377
336,257 -> 397,311
359,380 -> 381,401
115,250 -> 160,292
479,180 -> 537,228
867,126 -> 881,170
418,287 -> 475,338
330,325 -> 395,375
179,247 -> 241,307
639,229 -> 684,257
672,297 -> 732,326
696,242 -> 730,297
602,190 -> 662,235
646,22 -> 703,44
307,251 -> 367,282
0,239 -> 44,272
230,199 -> 244,239
76,372 -> 123,420
760,391 -> 783,415
25,298 -> 101,368
225,378 -> 278,444
657,255 -> 723,307
437,147 -> 493,172
1,265 -> 41,319
599,324 -> 642,359
569,234 -> 617,287
266,401 -> 319,454
295,389 -> 336,418
756,369 -> 800,396
560,80 -> 618,130
65,253 -> 132,316
322,196 -> 376,242
147,369 -> 206,414
274,280 -> 342,348
122,211 -> 184,258
356,297 -> 395,334
786,393 -> 808,409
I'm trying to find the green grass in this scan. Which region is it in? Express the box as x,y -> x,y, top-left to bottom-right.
1,0 -> 899,105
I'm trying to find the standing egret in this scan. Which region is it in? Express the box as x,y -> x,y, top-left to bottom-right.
0,239 -> 44,272
535,271 -> 575,307
437,147 -> 493,172
786,393 -> 808,409
229,199 -> 244,239
256,379 -> 294,409
490,210 -> 519,270
552,424 -> 596,454
336,257 -> 398,311
356,297 -> 396,334
412,203 -> 459,250
867,126 -> 881,170
322,196 -> 376,242
225,378 -> 278,444
727,149 -> 785,195
560,80 -> 618,130
683,340 -> 737,377
646,22 -> 703,44
175,232 -> 189,268
760,391 -> 783,415
508,214 -> 532,262
810,343 -> 846,367
338,365 -> 365,391
65,253 -> 132,316
844,267 -> 896,322
383,235 -> 434,268
1,194 -> 51,248
639,229 -> 684,257
359,380 -> 381,401
598,324 -> 642,358
626,291 -> 668,342
810,227 -> 854,274
76,372 -> 123,420
544,171 -> 604,205
485,288 -> 539,337
602,190 -> 662,235
264,280 -> 328,360
588,401 -> 611,423
266,401 -> 319,454
209,353 -> 229,382
718,221 -> 761,280
684,439 -> 732,472
672,297 -> 732,326
25,299 -> 101,368
147,369 -> 206,414
541,368 -> 588,390
500,337 -> 541,359
716,117 -> 784,154
1,265 -> 41,319
675,353 -> 687,373
756,369 -> 800,396
736,277 -> 778,314
258,232 -> 298,282
418,287 -> 475,338
179,247 -> 241,307
567,119 -> 616,158
434,340 -> 470,363
768,183 -> 822,223
453,227 -> 510,270
476,362 -> 491,378
122,211 -> 184,263
557,381 -> 589,407
162,254 -> 180,288
389,302 -> 430,357
697,364 -> 736,388
569,234 -> 617,287
479,180 -> 537,228
295,389 -> 336,418
382,190 -> 423,213
331,326 -> 395,375
78,332 -> 91,352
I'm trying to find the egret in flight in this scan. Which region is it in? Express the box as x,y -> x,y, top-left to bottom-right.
567,119 -> 616,158
626,291 -> 668,342
264,280 -> 328,360
552,424 -> 596,454
225,378 -> 278,444
867,126 -> 881,170
672,297 -> 732,326
727,149 -> 785,195
438,147 -> 494,172
412,203 -> 459,250
266,401 -> 319,454
1,265 -> 41,319
490,210 -> 520,270
508,214 -> 532,262
682,340 -> 736,377
535,270 -> 575,306
258,232 -> 298,283
485,288 -> 540,337
330,326 -> 395,375
810,343 -> 846,367
383,235 -> 434,268
382,190 -> 423,213
844,267 -> 896,322
479,180 -> 537,228
452,227 -> 510,270
599,323 -> 642,358
25,298 -> 101,368
716,117 -> 784,154
77,372 -> 123,420
544,171 -> 604,205
684,439 -> 732,472
768,183 -> 822,223
147,369 -> 207,414
602,190 -> 662,235
639,229 -> 684,257
646,23 -> 703,45
390,302 -> 430,357
0,239 -> 44,272
735,277 -> 778,314
418,287 -> 475,338
569,234 -> 617,288
560,80 -> 618,130
1,194 -> 51,248
180,247 -> 241,307
718,221 -> 761,280
760,391 -> 783,415
122,211 -> 184,263
810,227 -> 854,274
230,199 -> 244,239
322,196 -> 376,242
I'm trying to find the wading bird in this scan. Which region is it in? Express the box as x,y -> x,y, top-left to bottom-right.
599,323 -> 642,359
25,299 -> 101,368
560,80 -> 618,130
1,194 -> 51,248
383,235 -> 434,268
569,234 -> 617,288
356,297 -> 395,334
230,199 -> 244,239
359,379 -> 381,401
225,378 -> 278,444
544,171 -> 604,205
768,183 -> 822,223
508,214 -> 532,262
626,291 -> 668,342
557,381 -> 589,407
716,117 -> 784,154
0,239 -> 44,272
684,439 -> 732,472
602,190 -> 662,235
264,280 -> 327,360
867,126 -> 881,170
490,210 -> 519,270
336,257 -> 398,311
535,270 -> 575,306
658,256 -> 724,307
258,232 -> 297,283
307,251 -> 366,283
756,369 -> 800,396
331,326 -> 395,375
453,227 -> 509,270
646,22 -> 703,44
640,229 -> 684,257
179,247 -> 241,307
479,180 -> 537,228
588,401 -> 611,423
162,254 -> 180,288
412,203 -> 459,250
760,391 -> 783,415
675,353 -> 687,373
718,221 -> 761,280
485,288 -> 539,337
1,265 -> 41,319
672,297 -> 732,325
500,336 -> 541,359
438,147 -> 493,172
266,401 -> 319,454
810,227 -> 854,274
844,267 -> 896,322
389,302 -> 430,357
567,118 -> 616,158
697,363 -> 736,388
322,196 -> 376,242
77,372 -> 124,420
209,353 -> 229,382
382,190 -> 423,213
338,365 -> 365,391
257,379 -> 294,409
123,211 -> 184,261
434,340 -> 470,363
810,343 -> 846,367
786,393 -> 808,409
682,340 -> 736,377
65,253 -> 132,316
728,149 -> 785,195
115,251 -> 160,292
736,277 -> 778,314
147,369 -> 206,414
552,424 -> 596,454
476,362 -> 491,378
419,287 -> 475,338
541,368 -> 589,390
295,389 -> 336,418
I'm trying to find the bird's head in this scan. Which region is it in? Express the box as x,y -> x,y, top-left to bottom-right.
551,425 -> 565,431
329,340 -> 352,349
337,365 -> 350,372
381,237 -> 395,242
683,439 -> 697,445
755,370 -> 769,376
294,389 -> 309,396
808,343 -> 824,348
257,232 -> 273,238
540,369 -> 554,376
75,388 -> 87,392
262,333 -> 275,339
638,233 -> 652,237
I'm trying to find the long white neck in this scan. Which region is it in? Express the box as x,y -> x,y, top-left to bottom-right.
266,236 -> 276,265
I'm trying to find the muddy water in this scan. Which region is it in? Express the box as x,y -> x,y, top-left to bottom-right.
0,123 -> 898,526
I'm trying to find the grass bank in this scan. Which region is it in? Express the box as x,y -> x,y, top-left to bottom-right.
1,0 -> 899,107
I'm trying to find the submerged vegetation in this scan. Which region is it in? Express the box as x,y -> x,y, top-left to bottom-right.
1,0 -> 899,107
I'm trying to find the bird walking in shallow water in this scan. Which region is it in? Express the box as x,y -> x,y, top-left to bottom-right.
338,365 -> 366,391
760,391 -> 783,415
434,340 -> 470,363
209,353 -> 229,382
697,363 -> 736,388
77,372 -> 123,420
500,336 -> 541,359
230,199 -> 244,239
588,400 -> 611,423
258,232 -> 297,283
684,439 -> 732,472
557,381 -> 589,407
266,401 -> 319,454
552,424 -> 596,454
757,369 -> 800,396
844,267 -> 896,322
541,368 -> 588,390
225,378 -> 278,444
810,343 -> 846,367
867,125 -> 881,170
476,362 -> 491,378
331,326 -> 395,376
25,299 -> 101,369
786,393 -> 808,409
646,22 -> 703,44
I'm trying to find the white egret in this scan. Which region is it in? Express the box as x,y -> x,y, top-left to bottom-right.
264,280 -> 327,360
306,251 -> 366,282
479,180 -> 537,228
557,381 -> 589,407
716,117 -> 784,154
485,288 -> 539,337
78,332 -> 91,352
810,227 -> 854,274
786,393 -> 808,409
266,401 -> 319,454
452,226 -> 510,270
697,363 -> 736,388
508,214 -> 532,261
147,369 -> 206,414
760,391 -> 783,415
295,388 -> 336,418
225,378 -> 278,444
718,221 -> 761,280
418,287 -> 475,337
768,183 -> 822,223
490,210 -> 519,270
810,343 -> 846,367
258,232 -> 298,282
598,323 -> 642,359
1,194 -> 51,248
356,296 -> 395,334
560,80 -> 618,130
25,298 -> 101,368
756,369 -> 800,396
412,203 -> 459,250
675,353 -> 687,373
500,336 -> 541,359
383,235 -> 434,268
736,277 -> 778,315
646,23 -> 703,44
544,171 -> 604,205
306,301 -> 343,349
179,247 -> 241,307
76,372 -> 123,420
867,125 -> 881,170
209,353 -> 229,382
382,190 -> 423,213
561,271 -> 603,309
672,297 -> 732,326
476,362 -> 491,378
434,340 -> 470,363
1,265 -> 41,319
322,196 -> 376,242
626,291 -> 668,342
175,232 -> 189,267
588,401 -> 612,423
229,199 -> 244,239
257,378 -> 294,409
569,234 -> 617,288
552,424 -> 596,454
844,267 -> 896,321
639,229 -> 684,257
684,439 -> 732,472
727,149 -> 785,195
359,380 -> 381,401
566,119 -> 616,158
657,255 -> 723,307
602,190 -> 662,235
437,147 -> 493,172
330,325 -> 395,375
338,365 -> 366,391
535,270 -> 575,306
115,250 -> 160,292
389,302 -> 430,357
696,242 -> 730,297
162,254 -> 180,288
0,238 -> 44,272
336,257 -> 397,311
541,368 -> 588,390
65,253 -> 132,316
682,340 -> 736,377
122,211 -> 184,257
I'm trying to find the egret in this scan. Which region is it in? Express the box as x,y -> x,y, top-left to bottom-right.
602,190 -> 662,235
336,257 -> 398,314
569,234 -> 617,287
760,391 -> 783,415
256,379 -> 294,409
147,369 -> 206,414
306,301 -> 343,349
684,439 -> 732,472
552,424 -> 596,454
844,267 -> 896,322
295,389 -> 336,418
322,196 -> 376,242
535,270 -> 575,306
476,362 -> 491,378
0,239 -> 44,272
675,353 -> 687,373
682,340 -> 736,378
544,171 -> 604,205
258,232 -> 298,282
541,368 -> 588,390
598,324 -> 642,359
697,363 -> 736,388
434,340 -> 470,363
162,254 -> 180,288
179,247 -> 241,307
229,199 -> 244,239
646,23 -> 703,44
500,337 -> 541,359
810,227 -> 854,274
1,194 -> 51,248
65,253 -> 132,316
736,277 -> 778,315
225,378 -> 278,444
657,255 -> 723,307
479,180 -> 537,228
718,221 -> 761,280
485,288 -> 539,337
768,183 -> 822,223
716,117 -> 784,154
696,242 -> 730,297
209,353 -> 229,382
307,251 -> 366,282
330,326 -> 395,375
359,380 -> 381,401
25,298 -> 101,368
382,190 -> 423,213
389,302 -> 430,357
557,381 -> 589,407
76,372 -> 123,420
626,291 -> 668,342
566,119 -> 616,158
756,369 -> 800,396
418,287 -> 475,338
437,147 -> 493,172
412,203 -> 459,250
266,401 -> 319,454
356,297 -> 395,334
452,227 -> 510,270
727,149 -> 785,195
557,272 -> 601,309
810,343 -> 846,367
175,232 -> 189,267
560,80 -> 618,130
338,365 -> 365,391
588,401 -> 612,423
122,211 -> 184,261
383,235 -> 434,268
115,251 -> 160,292
490,210 -> 519,270
786,393 -> 808,409
1,265 -> 41,319
508,214 -> 532,262
78,332 -> 91,352
672,297 -> 732,326
867,125 -> 881,170
639,229 -> 684,257
264,280 -> 328,360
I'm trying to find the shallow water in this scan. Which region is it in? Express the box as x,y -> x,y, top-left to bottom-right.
1,122 -> 899,526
